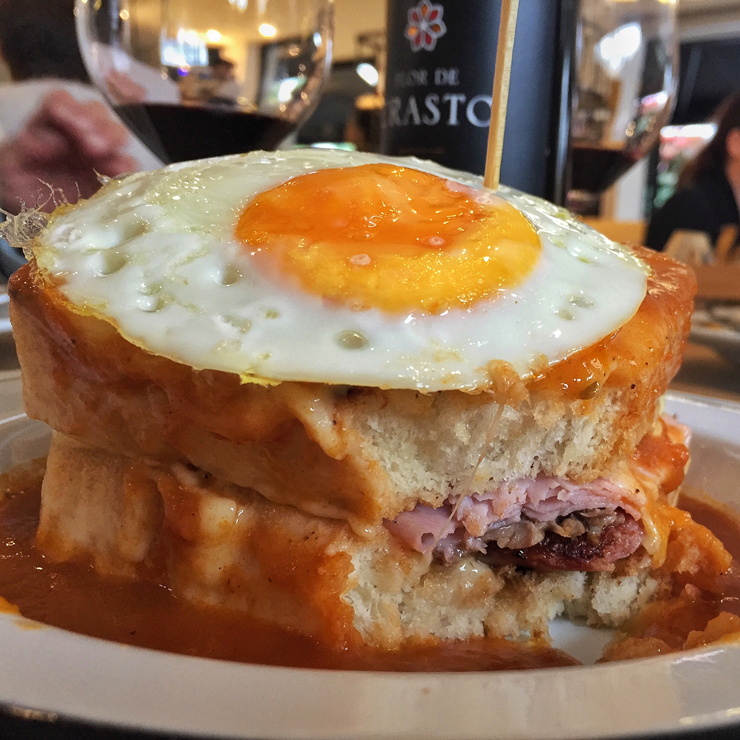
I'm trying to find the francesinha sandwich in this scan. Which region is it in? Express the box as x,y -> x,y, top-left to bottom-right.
8,150 -> 730,649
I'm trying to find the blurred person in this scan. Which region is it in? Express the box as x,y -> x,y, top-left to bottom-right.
647,92 -> 740,251
0,0 -> 161,217
207,58 -> 240,106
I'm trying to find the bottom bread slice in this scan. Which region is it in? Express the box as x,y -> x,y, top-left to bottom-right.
37,432 -> 664,649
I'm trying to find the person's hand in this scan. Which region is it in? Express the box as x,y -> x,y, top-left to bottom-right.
105,70 -> 147,105
0,89 -> 138,214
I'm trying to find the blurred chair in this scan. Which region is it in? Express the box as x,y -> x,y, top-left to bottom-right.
715,225 -> 740,263
663,230 -> 713,265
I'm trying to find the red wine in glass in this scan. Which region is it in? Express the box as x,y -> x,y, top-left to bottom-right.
113,103 -> 295,163
76,0 -> 333,164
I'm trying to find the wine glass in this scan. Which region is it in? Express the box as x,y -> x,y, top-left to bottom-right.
74,0 -> 334,164
568,0 -> 677,214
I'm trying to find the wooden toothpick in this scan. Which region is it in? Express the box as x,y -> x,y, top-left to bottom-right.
484,0 -> 519,191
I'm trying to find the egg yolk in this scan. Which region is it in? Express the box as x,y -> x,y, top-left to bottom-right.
235,164 -> 541,314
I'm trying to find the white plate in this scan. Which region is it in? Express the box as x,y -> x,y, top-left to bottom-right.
0,373 -> 740,740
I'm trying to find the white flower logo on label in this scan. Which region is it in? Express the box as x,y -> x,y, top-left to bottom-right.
405,1 -> 447,53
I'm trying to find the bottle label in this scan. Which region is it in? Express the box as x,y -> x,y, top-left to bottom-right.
383,0 -> 564,197
382,0 -> 499,174
404,2 -> 447,52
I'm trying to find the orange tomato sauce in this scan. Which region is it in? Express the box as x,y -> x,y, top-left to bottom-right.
1,466 -> 739,671
0,469 -> 576,672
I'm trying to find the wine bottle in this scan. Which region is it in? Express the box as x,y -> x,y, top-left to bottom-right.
382,0 -> 577,202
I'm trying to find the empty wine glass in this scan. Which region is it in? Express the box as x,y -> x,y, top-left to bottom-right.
568,0 -> 677,214
75,0 -> 334,163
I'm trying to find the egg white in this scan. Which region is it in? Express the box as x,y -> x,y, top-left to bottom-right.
35,149 -> 648,391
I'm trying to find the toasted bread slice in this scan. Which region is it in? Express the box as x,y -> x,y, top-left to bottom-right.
10,248 -> 694,530
39,432 -> 675,649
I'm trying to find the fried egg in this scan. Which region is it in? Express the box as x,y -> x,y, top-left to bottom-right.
34,149 -> 648,391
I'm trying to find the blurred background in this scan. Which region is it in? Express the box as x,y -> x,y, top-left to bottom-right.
1,0 -> 740,275
0,0 -> 738,232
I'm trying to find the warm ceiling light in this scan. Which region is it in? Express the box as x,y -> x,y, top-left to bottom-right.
119,8 -> 129,19
206,29 -> 222,43
356,63 -> 379,87
259,23 -> 277,38
596,22 -> 642,75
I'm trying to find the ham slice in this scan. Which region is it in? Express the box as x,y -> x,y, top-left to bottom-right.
385,474 -> 637,556
385,414 -> 691,569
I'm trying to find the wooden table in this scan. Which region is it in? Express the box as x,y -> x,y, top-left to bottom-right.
694,264 -> 740,302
